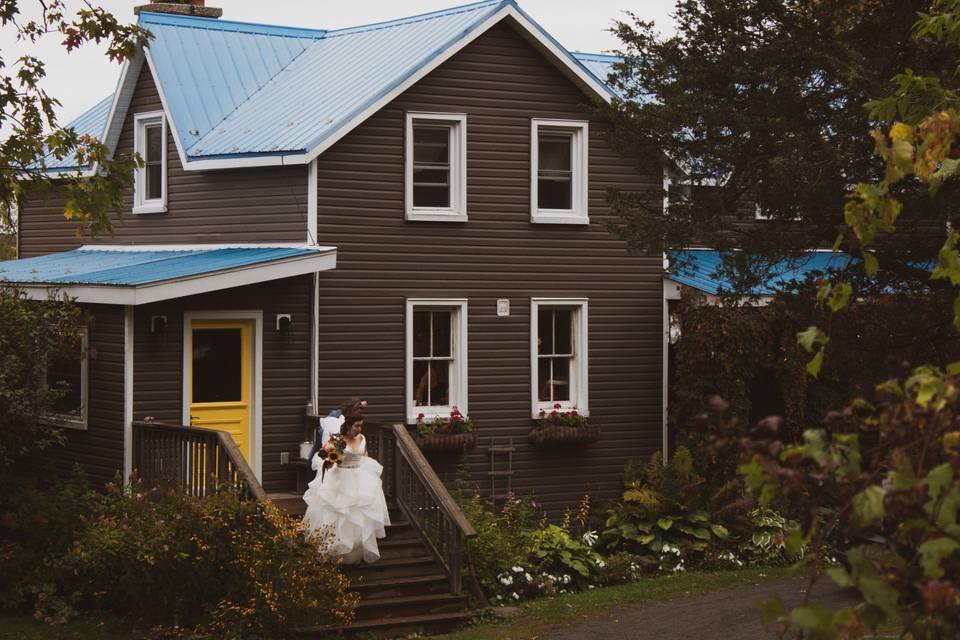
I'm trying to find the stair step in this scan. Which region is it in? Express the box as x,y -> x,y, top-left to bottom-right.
353,592 -> 469,621
351,573 -> 450,599
299,610 -> 475,638
345,555 -> 437,579
377,538 -> 427,559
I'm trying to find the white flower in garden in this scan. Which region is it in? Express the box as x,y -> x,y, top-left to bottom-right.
512,566 -> 524,573
525,573 -> 532,582
661,544 -> 671,553
581,530 -> 598,546
512,592 -> 520,600
596,559 -> 605,568
563,574 -> 571,584
499,575 -> 513,586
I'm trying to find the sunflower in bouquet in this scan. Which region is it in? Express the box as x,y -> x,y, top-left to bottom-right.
318,434 -> 347,479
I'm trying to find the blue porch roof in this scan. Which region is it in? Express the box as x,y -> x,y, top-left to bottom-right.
666,250 -> 851,296
0,245 -> 337,305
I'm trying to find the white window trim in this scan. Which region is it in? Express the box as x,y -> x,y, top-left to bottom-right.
45,328 -> 89,430
405,112 -> 468,222
133,111 -> 167,215
405,298 -> 468,424
530,119 -> 589,225
530,298 -> 589,418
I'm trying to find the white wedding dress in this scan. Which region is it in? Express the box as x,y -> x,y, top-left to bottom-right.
302,426 -> 391,564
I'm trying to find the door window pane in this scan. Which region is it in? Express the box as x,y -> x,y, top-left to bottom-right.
193,328 -> 242,403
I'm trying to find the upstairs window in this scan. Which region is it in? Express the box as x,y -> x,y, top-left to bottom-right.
133,111 -> 167,214
406,299 -> 468,423
530,298 -> 588,417
531,119 -> 589,224
405,113 -> 467,222
45,328 -> 88,429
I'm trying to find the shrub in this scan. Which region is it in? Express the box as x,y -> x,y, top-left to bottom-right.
599,448 -> 730,571
0,474 -> 357,637
461,491 -> 538,596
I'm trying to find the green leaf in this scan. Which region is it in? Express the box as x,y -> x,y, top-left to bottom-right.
806,348 -> 825,378
918,538 -> 960,578
790,606 -> 822,631
863,251 -> 879,275
656,517 -> 674,530
827,565 -> 854,588
852,485 -> 886,527
759,594 -> 786,626
797,326 -> 828,352
710,524 -> 730,540
947,361 -> 960,376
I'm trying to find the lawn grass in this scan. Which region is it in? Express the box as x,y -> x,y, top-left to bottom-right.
433,567 -> 792,640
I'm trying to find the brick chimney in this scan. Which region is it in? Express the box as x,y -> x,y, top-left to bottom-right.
134,0 -> 222,18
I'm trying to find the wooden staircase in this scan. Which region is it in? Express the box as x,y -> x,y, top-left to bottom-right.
279,500 -> 476,638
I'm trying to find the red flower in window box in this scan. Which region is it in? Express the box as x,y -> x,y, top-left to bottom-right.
412,409 -> 477,454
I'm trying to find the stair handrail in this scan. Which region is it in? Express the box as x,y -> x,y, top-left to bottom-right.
379,424 -> 476,594
132,420 -> 267,502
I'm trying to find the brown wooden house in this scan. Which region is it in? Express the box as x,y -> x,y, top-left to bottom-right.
6,0 -> 666,516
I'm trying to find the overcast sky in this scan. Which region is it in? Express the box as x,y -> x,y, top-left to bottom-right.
4,0 -> 677,126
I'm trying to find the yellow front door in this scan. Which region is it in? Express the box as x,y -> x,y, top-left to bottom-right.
188,320 -> 252,461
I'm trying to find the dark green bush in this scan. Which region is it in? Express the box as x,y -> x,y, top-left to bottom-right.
0,473 -> 357,637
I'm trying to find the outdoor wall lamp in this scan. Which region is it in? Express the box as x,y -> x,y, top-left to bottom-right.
277,314 -> 293,344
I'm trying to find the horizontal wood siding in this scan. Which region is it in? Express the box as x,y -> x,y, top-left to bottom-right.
315,22 -> 663,513
38,304 -> 126,486
132,276 -> 312,492
18,64 -> 309,258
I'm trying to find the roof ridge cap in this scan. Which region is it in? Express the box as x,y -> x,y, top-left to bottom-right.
324,0 -> 504,39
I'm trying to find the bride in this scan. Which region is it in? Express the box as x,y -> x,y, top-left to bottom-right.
302,399 -> 391,563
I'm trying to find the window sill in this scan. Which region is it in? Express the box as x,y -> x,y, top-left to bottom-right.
132,203 -> 168,215
531,213 -> 589,225
407,406 -> 461,425
42,414 -> 88,431
405,211 -> 468,223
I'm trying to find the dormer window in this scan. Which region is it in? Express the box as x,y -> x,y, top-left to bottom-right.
530,119 -> 589,224
405,112 -> 467,222
133,111 -> 167,214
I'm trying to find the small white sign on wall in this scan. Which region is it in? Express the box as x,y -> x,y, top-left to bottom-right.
496,299 -> 510,317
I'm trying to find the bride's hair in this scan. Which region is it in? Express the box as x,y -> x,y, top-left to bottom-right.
339,397 -> 367,435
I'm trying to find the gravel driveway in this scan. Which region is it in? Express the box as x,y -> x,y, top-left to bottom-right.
546,576 -> 858,640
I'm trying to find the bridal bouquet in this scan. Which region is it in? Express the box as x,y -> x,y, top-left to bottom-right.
318,434 -> 347,479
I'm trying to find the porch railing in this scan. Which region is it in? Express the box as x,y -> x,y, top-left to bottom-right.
374,424 -> 476,595
131,420 -> 267,502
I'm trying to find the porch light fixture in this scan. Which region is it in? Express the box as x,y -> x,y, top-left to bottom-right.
151,315 -> 167,334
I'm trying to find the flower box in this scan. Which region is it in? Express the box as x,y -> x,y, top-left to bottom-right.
527,422 -> 599,447
413,407 -> 476,455
412,430 -> 478,453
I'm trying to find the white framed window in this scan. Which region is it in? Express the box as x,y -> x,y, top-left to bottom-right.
405,112 -> 467,222
530,119 -> 589,224
530,298 -> 589,417
133,111 -> 167,214
45,328 -> 89,430
405,298 -> 468,423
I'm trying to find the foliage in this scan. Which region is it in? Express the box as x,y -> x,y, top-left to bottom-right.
415,406 -> 474,436
536,403 -> 588,428
671,285 -> 960,472
740,367 -> 960,638
0,287 -> 87,469
738,508 -> 791,567
0,473 -> 357,637
1,1 -> 149,237
597,0 -> 951,290
599,448 -> 732,572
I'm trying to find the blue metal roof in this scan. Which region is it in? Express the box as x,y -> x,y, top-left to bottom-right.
42,94 -> 113,171
170,0 -> 505,159
44,2 -> 619,168
667,250 -> 852,296
572,52 -> 621,88
0,246 -> 322,286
